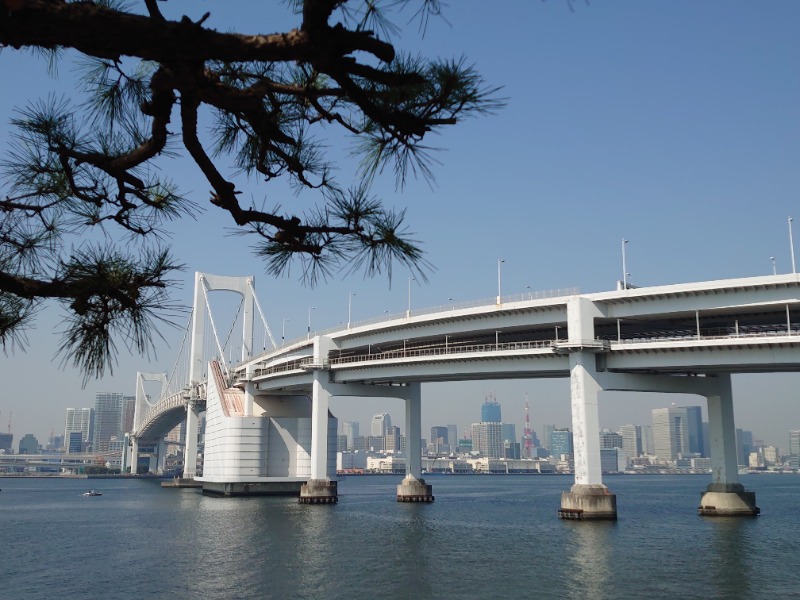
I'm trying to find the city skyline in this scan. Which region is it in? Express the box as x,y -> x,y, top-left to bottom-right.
2,1 -> 799,450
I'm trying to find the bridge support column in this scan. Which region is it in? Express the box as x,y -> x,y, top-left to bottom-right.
559,352 -> 616,520
182,402 -> 199,479
300,374 -> 337,504
130,438 -> 139,474
699,374 -> 759,516
397,382 -> 433,503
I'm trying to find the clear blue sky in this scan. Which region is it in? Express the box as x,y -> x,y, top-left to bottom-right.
1,1 -> 798,449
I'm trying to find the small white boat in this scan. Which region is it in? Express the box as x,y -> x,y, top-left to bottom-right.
83,490 -> 102,497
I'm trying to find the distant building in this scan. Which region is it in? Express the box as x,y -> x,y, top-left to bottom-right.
599,429 -> 623,449
550,428 -> 573,458
18,433 -> 39,454
481,397 -> 501,423
337,434 -> 348,452
430,426 -> 449,454
652,407 -> 690,461
342,421 -> 359,450
680,406 -> 705,456
504,440 -> 521,460
93,392 -> 125,453
0,432 -> 13,453
67,431 -> 84,454
736,429 -> 754,466
385,426 -> 401,453
370,413 -> 391,437
789,430 -> 800,468
64,408 -> 94,451
541,424 -> 556,450
600,448 -> 625,473
619,424 -> 643,461
122,395 -> 136,434
471,422 -> 504,458
501,423 -> 517,446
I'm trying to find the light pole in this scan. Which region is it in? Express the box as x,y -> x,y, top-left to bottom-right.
770,257 -> 777,276
789,217 -> 796,274
281,318 -> 290,343
497,258 -> 505,303
448,297 -> 454,310
407,275 -> 415,316
307,306 -> 315,339
621,238 -> 629,289
348,292 -> 356,328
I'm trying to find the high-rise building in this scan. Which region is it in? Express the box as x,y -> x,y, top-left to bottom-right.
619,424 -> 643,461
550,428 -> 573,458
385,425 -> 401,452
652,407 -> 690,461
0,433 -> 13,453
481,396 -> 501,423
501,423 -> 516,445
342,421 -> 359,450
447,425 -> 458,451
18,434 -> 39,454
430,426 -> 449,455
736,429 -> 753,466
93,392 -> 124,453
371,413 -> 391,437
64,408 -> 95,450
789,430 -> 800,469
599,430 -> 623,449
122,396 -> 136,434
641,425 -> 655,455
470,422 -> 504,458
542,424 -> 556,450
680,406 -> 704,456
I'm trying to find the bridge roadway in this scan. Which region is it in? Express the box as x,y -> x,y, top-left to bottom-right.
230,273 -> 799,515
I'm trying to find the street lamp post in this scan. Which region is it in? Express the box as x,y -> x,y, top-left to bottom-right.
407,275 -> 415,317
282,318 -> 290,343
348,292 -> 356,328
621,238 -> 629,289
497,258 -> 505,303
770,257 -> 777,276
789,217 -> 796,274
307,306 -> 315,339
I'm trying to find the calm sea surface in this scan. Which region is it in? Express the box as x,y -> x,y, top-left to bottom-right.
1,474 -> 799,600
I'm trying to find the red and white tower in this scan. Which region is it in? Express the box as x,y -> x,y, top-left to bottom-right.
523,396 -> 533,459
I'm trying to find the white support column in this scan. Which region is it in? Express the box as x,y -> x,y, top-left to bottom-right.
569,352 -> 603,486
243,364 -> 255,417
130,438 -> 139,474
706,374 -> 739,487
405,382 -> 423,481
397,381 -> 433,502
182,403 -> 199,479
309,373 -> 331,481
157,440 -> 168,475
699,373 -> 759,516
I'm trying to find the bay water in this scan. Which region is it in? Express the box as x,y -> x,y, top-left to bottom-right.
2,474 -> 798,599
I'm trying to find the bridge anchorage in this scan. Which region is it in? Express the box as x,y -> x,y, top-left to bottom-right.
130,270 -> 800,515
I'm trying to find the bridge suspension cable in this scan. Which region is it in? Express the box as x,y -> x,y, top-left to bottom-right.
201,281 -> 231,380
249,279 -> 276,350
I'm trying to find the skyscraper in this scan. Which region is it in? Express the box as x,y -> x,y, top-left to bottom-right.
481,396 -> 501,423
371,413 -> 391,437
342,421 -> 359,450
93,392 -> 124,453
550,428 -> 573,458
619,424 -> 643,461
652,407 -> 690,461
64,408 -> 94,450
680,405 -> 704,456
471,422 -> 504,458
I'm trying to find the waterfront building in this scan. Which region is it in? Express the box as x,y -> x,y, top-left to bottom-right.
337,450 -> 367,471
789,430 -> 800,468
481,396 -> 501,423
652,407 -> 690,462
0,432 -> 13,453
541,424 -> 555,451
550,428 -> 573,458
93,393 -> 125,453
680,405 -> 705,456
619,424 -> 643,462
600,448 -> 625,473
64,408 -> 94,451
762,445 -> 779,465
18,433 -> 39,454
599,429 -> 623,449
370,413 -> 391,436
470,422 -> 504,459
367,435 -> 385,452
342,421 -> 359,450
385,426 -> 401,453
430,426 -> 449,454
366,455 -> 405,473
504,440 -> 521,460
337,434 -> 348,452
736,429 -> 754,466
447,425 -> 458,451
66,431 -> 84,454
352,435 -> 367,451
501,423 -> 516,446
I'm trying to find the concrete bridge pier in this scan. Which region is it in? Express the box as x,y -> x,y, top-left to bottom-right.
300,371 -> 338,504
182,401 -> 200,479
699,374 -> 759,517
129,437 -> 139,474
397,382 -> 434,502
559,297 -> 616,520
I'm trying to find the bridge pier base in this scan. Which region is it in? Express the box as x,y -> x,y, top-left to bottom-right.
299,479 -> 338,504
397,476 -> 434,503
698,483 -> 759,517
559,484 -> 617,520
